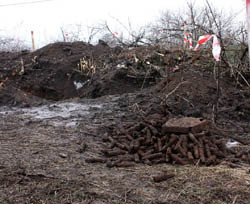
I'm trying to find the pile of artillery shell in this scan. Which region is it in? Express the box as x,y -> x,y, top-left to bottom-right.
86,116 -> 250,167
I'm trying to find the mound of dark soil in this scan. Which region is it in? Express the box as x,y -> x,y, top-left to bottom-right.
0,42 -> 163,106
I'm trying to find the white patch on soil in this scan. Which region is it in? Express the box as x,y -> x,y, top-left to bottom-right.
0,102 -> 102,127
74,80 -> 89,89
22,102 -> 102,120
226,141 -> 239,148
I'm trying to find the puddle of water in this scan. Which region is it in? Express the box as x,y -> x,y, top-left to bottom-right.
0,102 -> 103,127
22,102 -> 102,120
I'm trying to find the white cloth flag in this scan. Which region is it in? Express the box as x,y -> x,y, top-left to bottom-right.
212,35 -> 221,62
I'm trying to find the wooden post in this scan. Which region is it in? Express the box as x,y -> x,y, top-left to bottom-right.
182,21 -> 188,81
65,33 -> 68,42
31,31 -> 35,52
212,35 -> 221,123
214,61 -> 220,122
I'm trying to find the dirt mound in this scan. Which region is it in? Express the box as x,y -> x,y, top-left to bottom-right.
153,71 -> 250,122
0,42 -> 163,106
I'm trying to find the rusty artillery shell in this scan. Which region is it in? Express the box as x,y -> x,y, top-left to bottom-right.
177,146 -> 187,157
193,145 -> 199,159
166,153 -> 170,162
161,145 -> 168,152
219,140 -> 227,154
161,135 -> 168,144
205,143 -> 211,158
118,154 -> 135,162
170,154 -> 188,165
122,143 -> 130,151
188,143 -> 194,149
198,137 -> 204,147
108,136 -> 115,142
128,122 -> 145,133
134,153 -> 140,163
141,127 -> 148,134
148,124 -> 159,136
139,145 -> 148,151
137,137 -> 145,144
103,149 -> 126,157
242,154 -> 247,161
162,134 -> 178,151
210,147 -> 225,158
132,131 -> 140,139
102,134 -> 109,142
174,135 -> 185,151
153,173 -> 175,182
187,151 -> 194,160
236,151 -> 245,158
115,161 -> 136,167
151,136 -> 157,144
126,134 -> 134,141
85,157 -> 106,163
188,132 -> 199,144
144,159 -> 152,165
134,140 -> 140,151
198,146 -> 205,163
182,135 -> 188,152
142,153 -> 163,161
227,148 -> 237,155
206,155 -> 216,165
153,142 -> 158,151
147,119 -> 157,126
116,142 -> 126,150
109,141 -> 116,149
138,150 -> 145,157
146,127 -> 151,140
128,140 -> 140,153
145,148 -> 155,155
106,160 -> 115,168
167,147 -> 172,155
157,138 -> 162,152
152,158 -> 166,164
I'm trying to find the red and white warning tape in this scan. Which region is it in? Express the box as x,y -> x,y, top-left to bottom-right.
195,34 -> 221,61
183,21 -> 221,61
184,32 -> 193,49
112,32 -> 118,37
184,20 -> 193,49
194,35 -> 213,51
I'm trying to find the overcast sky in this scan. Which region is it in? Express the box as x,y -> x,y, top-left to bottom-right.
0,0 -> 245,48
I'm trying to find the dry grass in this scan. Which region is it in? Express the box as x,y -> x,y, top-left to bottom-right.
82,163 -> 250,204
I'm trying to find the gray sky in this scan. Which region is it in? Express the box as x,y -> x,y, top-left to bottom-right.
0,0 -> 245,48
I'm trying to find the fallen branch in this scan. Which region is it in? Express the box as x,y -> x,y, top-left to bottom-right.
163,81 -> 189,102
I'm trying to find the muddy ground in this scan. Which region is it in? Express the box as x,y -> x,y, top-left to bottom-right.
0,42 -> 250,204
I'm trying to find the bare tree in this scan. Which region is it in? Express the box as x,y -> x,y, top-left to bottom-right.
60,23 -> 106,44
98,18 -> 149,47
148,1 -> 248,70
0,36 -> 29,52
